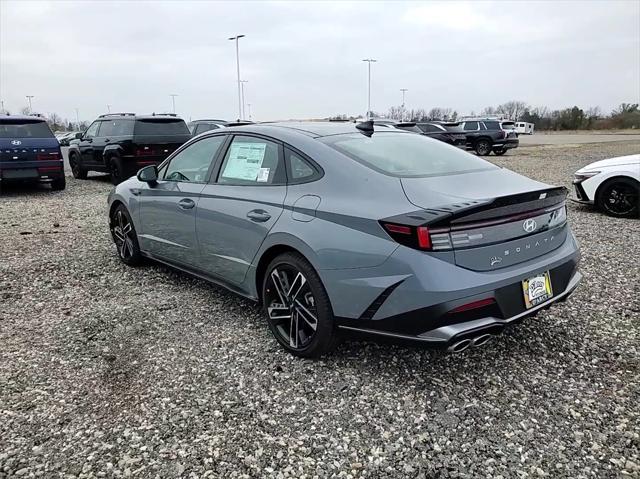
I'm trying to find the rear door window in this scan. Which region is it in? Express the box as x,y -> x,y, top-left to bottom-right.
463,121 -> 478,131
134,119 -> 190,136
483,121 -> 500,130
285,147 -> 321,183
100,119 -> 133,137
218,136 -> 285,185
0,120 -> 54,138
195,123 -> 219,135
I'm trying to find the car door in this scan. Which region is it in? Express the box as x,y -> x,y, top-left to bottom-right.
79,121 -> 101,165
196,134 -> 287,284
137,135 -> 227,267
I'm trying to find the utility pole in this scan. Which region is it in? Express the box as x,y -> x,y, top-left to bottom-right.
362,59 -> 377,119
107,104 -> 112,113
26,95 -> 34,113
75,108 -> 80,131
400,88 -> 408,121
228,34 -> 245,120
247,103 -> 252,121
170,94 -> 178,114
0,100 -> 4,114
240,80 -> 248,120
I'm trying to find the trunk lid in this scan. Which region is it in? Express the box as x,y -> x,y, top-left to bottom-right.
0,138 -> 61,163
400,169 -> 568,271
132,118 -> 190,161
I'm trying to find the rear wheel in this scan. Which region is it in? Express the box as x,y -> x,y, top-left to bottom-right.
109,156 -> 127,185
475,140 -> 492,156
493,148 -> 506,156
262,252 -> 336,358
110,204 -> 143,265
51,177 -> 66,191
69,153 -> 87,179
596,178 -> 639,218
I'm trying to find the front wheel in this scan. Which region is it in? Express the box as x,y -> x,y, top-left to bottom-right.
110,205 -> 143,265
69,153 -> 87,179
262,252 -> 336,358
475,140 -> 492,156
596,178 -> 639,218
109,157 -> 127,185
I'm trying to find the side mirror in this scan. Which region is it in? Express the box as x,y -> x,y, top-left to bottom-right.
137,165 -> 158,184
75,132 -> 83,139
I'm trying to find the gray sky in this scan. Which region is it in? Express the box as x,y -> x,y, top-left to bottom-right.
1,0 -> 638,123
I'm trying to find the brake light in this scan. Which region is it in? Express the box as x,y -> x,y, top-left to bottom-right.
382,222 -> 433,251
448,298 -> 496,314
37,152 -> 60,160
136,146 -> 153,156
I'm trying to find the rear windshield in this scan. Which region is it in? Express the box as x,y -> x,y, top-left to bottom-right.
134,119 -> 190,136
0,120 -> 54,138
501,122 -> 516,129
323,132 -> 497,177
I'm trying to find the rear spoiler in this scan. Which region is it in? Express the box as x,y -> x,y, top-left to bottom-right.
382,187 -> 568,228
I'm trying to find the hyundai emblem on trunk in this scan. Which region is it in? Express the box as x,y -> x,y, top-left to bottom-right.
11,140 -> 21,146
523,218 -> 537,233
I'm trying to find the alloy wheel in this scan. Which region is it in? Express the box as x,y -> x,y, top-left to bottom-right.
265,265 -> 319,350
112,210 -> 135,260
602,182 -> 638,216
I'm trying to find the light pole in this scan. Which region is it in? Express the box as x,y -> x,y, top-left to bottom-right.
107,104 -> 112,113
228,34 -> 245,120
240,80 -> 248,120
75,108 -> 80,131
26,95 -> 34,113
362,59 -> 377,118
170,94 -> 178,114
247,103 -> 252,121
400,88 -> 408,121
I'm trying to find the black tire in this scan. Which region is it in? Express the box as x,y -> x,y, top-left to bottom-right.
69,153 -> 87,179
110,204 -> 143,266
108,156 -> 127,185
262,252 -> 336,358
51,177 -> 66,191
475,139 -> 492,156
596,177 -> 639,218
493,148 -> 506,156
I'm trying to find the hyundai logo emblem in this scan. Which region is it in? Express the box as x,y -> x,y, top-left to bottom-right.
523,218 -> 537,233
11,140 -> 22,146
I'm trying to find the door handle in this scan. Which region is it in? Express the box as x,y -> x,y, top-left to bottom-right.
247,209 -> 271,222
178,198 -> 196,210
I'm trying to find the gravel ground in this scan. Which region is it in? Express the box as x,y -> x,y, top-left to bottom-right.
1,141 -> 639,479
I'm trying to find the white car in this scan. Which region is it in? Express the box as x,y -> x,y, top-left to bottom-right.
573,154 -> 639,217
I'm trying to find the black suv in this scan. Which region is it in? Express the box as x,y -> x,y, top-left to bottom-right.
68,113 -> 191,184
415,122 -> 467,147
450,120 -> 519,156
0,114 -> 65,191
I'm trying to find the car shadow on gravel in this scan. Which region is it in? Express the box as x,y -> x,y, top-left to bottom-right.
0,181 -> 58,196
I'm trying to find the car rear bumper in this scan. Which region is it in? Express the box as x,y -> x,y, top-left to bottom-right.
324,228 -> 580,349
0,161 -> 64,181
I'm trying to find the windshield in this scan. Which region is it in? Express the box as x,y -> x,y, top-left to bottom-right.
134,119 -> 190,136
0,120 -> 54,138
323,132 -> 498,177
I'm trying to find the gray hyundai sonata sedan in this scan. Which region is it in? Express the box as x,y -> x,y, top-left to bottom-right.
107,121 -> 581,357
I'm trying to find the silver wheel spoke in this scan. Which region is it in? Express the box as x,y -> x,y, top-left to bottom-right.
113,227 -> 125,242
122,223 -> 132,235
289,311 -> 299,348
124,238 -> 134,257
287,272 -> 306,301
294,299 -> 318,331
268,305 -> 291,321
270,269 -> 288,304
119,238 -> 127,258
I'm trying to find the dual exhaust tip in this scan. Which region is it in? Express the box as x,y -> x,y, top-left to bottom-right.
447,333 -> 495,353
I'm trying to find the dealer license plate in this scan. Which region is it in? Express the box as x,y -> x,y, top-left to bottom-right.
522,271 -> 553,309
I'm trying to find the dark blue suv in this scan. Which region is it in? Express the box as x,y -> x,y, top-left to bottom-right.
0,115 -> 65,191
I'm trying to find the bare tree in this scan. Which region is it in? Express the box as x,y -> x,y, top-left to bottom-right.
496,101 -> 528,120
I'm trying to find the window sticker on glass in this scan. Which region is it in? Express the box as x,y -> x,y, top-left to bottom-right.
257,167 -> 270,182
222,142 -> 267,181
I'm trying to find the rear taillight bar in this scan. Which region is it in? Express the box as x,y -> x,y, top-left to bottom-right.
448,298 -> 496,314
382,222 -> 433,251
36,152 -> 60,160
136,146 -> 153,156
